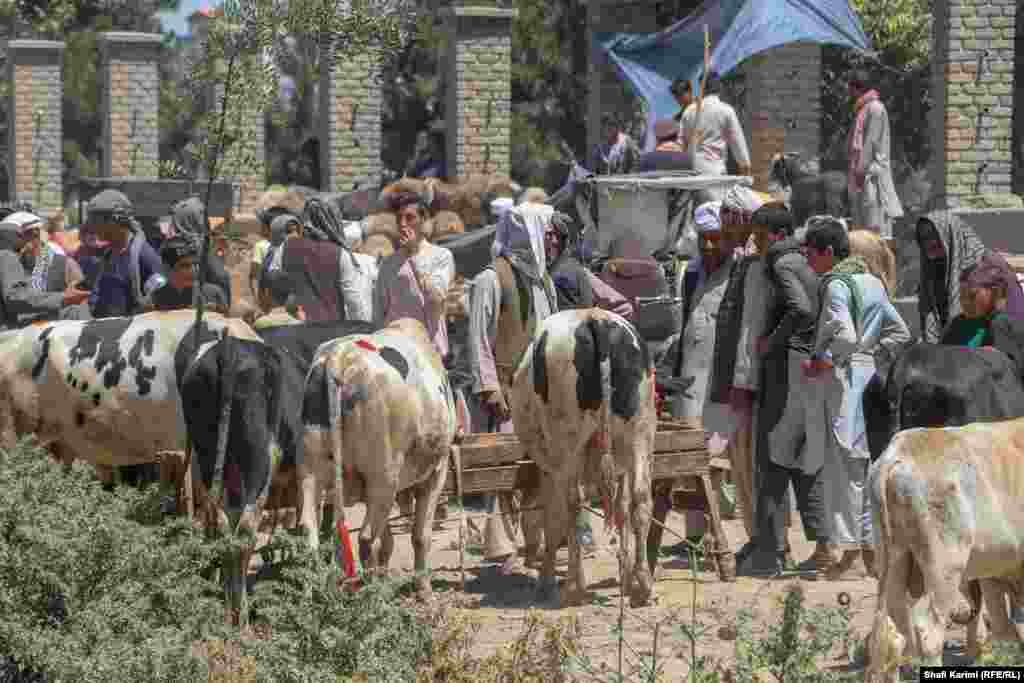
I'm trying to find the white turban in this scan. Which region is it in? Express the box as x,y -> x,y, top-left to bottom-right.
721,186 -> 767,225
693,201 -> 722,234
0,211 -> 43,234
490,197 -> 515,221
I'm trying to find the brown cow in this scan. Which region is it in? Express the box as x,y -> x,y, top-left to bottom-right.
867,421 -> 1024,682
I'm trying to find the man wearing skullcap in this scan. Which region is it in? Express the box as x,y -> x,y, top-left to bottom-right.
0,214 -> 90,329
86,189 -> 166,318
8,211 -> 85,298
672,200 -> 735,542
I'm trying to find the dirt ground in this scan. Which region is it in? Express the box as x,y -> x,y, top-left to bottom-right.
333,501 -> 951,679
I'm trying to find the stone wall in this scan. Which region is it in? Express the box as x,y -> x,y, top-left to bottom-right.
7,40 -> 64,214
98,32 -> 162,179
742,43 -> 823,190
445,4 -> 517,180
930,0 -> 1017,207
319,45 -> 382,192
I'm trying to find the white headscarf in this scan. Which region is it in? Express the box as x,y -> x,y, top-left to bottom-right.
490,202 -> 554,278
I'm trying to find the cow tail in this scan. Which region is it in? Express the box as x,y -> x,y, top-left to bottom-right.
326,361 -> 357,581
326,361 -> 346,524
586,318 -> 618,528
212,337 -> 236,508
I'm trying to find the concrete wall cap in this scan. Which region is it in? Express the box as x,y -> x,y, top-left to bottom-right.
446,5 -> 518,19
97,32 -> 164,46
6,40 -> 66,52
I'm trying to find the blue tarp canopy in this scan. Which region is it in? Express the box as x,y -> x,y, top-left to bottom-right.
596,0 -> 871,148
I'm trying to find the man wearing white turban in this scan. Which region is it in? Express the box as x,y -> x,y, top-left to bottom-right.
671,200 -> 736,541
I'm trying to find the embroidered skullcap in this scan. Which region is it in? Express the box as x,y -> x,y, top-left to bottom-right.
694,201 -> 722,234
490,197 -> 515,220
721,185 -> 767,226
0,211 -> 43,235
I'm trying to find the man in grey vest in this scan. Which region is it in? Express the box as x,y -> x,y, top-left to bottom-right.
0,214 -> 90,329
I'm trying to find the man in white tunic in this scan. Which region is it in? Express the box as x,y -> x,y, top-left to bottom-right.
679,71 -> 751,182
673,201 -> 735,540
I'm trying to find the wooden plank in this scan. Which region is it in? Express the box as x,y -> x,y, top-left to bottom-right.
458,423 -> 705,468
444,464 -> 525,495
654,422 -> 705,453
651,450 -> 710,481
447,450 -> 712,496
458,433 -> 522,468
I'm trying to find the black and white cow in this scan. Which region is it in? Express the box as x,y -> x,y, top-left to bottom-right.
0,310 -> 285,626
510,309 -> 657,607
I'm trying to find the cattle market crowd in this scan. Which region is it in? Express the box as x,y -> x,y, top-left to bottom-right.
0,67 -> 1022,675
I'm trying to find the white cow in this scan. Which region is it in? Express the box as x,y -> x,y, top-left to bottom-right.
0,311 -> 286,625
510,309 -> 657,607
867,420 -> 1024,682
300,318 -> 457,597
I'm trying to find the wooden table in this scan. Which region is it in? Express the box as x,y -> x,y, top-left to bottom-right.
443,421 -> 736,582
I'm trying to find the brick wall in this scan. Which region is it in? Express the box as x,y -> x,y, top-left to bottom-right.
319,46 -> 382,192
742,42 -> 823,190
98,32 -> 162,179
7,40 -> 64,213
445,4 -> 517,181
931,0 -> 1017,207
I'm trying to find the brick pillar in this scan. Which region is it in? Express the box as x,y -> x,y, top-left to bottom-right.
319,44 -> 382,192
586,0 -> 660,158
98,32 -> 161,178
743,43 -> 823,190
7,40 -> 64,213
931,0 -> 1017,207
444,2 -> 517,181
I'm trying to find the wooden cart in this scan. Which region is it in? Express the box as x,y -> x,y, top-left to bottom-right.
443,422 -> 737,582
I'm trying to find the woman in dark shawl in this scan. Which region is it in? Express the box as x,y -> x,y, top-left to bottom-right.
940,250 -> 1024,348
169,197 -> 233,306
916,209 -> 986,343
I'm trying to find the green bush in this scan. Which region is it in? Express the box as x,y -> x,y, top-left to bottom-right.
0,439 -> 431,683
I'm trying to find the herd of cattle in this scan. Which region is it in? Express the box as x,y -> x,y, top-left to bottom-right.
2,301 -> 1024,677
0,306 -> 659,624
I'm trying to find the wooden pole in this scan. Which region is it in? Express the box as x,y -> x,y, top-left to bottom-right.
686,25 -> 711,153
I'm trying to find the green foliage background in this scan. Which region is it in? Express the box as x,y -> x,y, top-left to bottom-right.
0,439 -> 432,682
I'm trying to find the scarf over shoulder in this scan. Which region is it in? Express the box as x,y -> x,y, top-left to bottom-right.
917,209 -> 986,342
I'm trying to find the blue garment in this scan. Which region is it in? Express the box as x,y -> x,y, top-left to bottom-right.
812,272 -> 910,549
595,0 -> 871,150
89,236 -> 164,318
